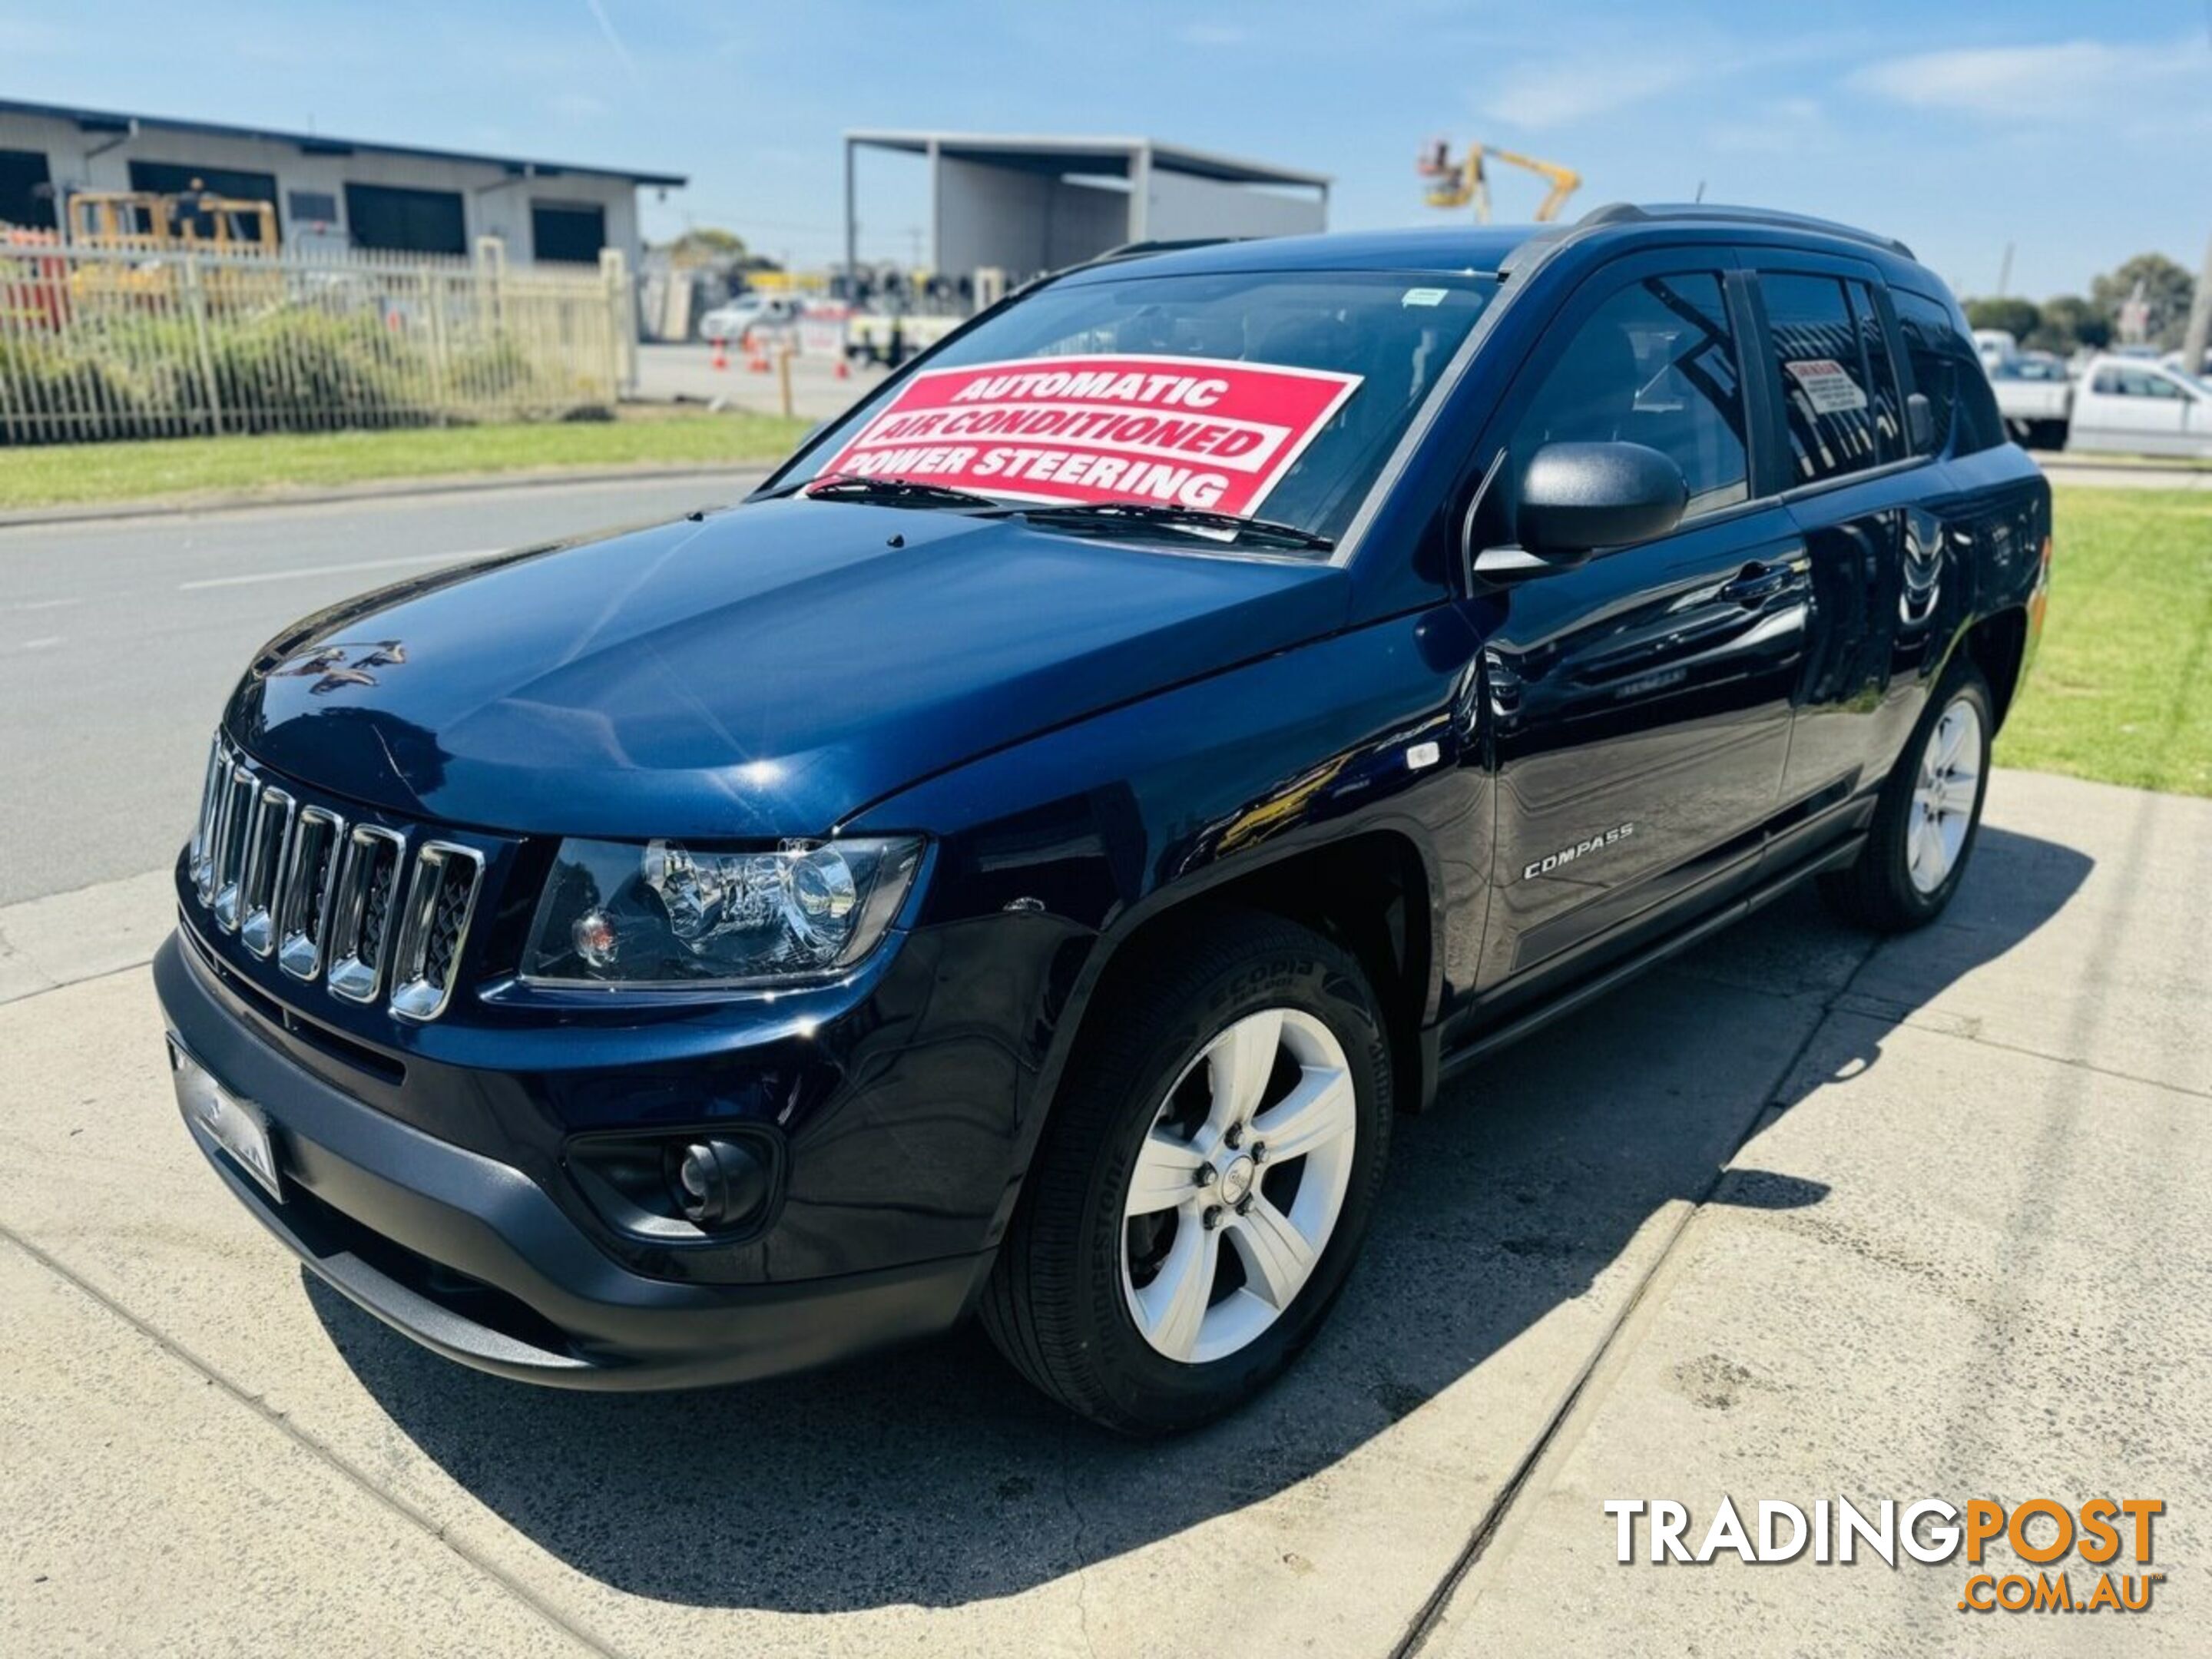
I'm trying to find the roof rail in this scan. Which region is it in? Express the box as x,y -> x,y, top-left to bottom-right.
1575,201 -> 1915,260
1090,236 -> 1250,264
999,237 -> 1251,306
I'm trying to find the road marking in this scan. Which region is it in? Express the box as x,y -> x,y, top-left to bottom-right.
12,637 -> 61,652
3,598 -> 79,614
177,549 -> 498,591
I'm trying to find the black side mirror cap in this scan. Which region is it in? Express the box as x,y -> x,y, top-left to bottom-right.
1515,441 -> 1688,556
1906,392 -> 1935,453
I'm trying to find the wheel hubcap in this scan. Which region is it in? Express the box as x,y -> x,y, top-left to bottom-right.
1120,1008 -> 1358,1366
1907,696 -> 1982,895
1217,1154 -> 1257,1206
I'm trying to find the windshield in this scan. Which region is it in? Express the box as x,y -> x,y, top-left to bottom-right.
778,269 -> 1498,548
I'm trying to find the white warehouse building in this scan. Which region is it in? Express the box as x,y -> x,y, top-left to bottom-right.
0,98 -> 684,267
843,131 -> 1330,283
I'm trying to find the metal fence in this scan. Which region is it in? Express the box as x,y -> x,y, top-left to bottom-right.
0,236 -> 632,445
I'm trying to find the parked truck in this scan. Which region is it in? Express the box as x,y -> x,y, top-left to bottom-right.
1988,353 -> 2073,449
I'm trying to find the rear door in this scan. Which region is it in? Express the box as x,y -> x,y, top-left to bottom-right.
1742,257 -> 1930,816
1468,250 -> 1810,988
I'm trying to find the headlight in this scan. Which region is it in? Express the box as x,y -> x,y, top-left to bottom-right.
523,836 -> 922,987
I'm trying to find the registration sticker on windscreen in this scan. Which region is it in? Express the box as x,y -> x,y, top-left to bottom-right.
816,354 -> 1363,517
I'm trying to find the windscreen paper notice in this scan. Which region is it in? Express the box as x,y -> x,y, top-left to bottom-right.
816,354 -> 1364,515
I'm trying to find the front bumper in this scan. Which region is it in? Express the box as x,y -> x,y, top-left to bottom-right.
155,932 -> 991,1389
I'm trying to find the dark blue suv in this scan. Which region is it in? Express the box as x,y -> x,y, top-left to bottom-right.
158,205 -> 2049,1434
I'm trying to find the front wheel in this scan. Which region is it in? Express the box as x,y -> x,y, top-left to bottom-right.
980,912 -> 1392,1435
1819,660 -> 1993,932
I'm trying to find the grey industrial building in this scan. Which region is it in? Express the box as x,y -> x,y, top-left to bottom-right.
843,131 -> 1330,283
0,98 -> 684,267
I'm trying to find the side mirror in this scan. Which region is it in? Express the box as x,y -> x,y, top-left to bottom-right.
1513,442 -> 1688,558
1906,392 -> 1935,453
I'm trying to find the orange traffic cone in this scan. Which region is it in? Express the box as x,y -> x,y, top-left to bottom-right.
744,329 -> 770,373
833,355 -> 850,380
710,336 -> 727,371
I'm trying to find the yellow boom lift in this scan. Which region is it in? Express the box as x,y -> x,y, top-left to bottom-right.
1417,139 -> 1581,223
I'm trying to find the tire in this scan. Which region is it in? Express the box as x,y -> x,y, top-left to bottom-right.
979,910 -> 1392,1435
1819,659 -> 1993,932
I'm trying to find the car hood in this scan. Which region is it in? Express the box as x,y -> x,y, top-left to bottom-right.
227,498 -> 1348,838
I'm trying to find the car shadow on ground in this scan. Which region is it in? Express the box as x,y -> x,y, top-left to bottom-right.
310,826 -> 2090,1613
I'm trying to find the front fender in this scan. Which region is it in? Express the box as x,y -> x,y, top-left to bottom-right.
845,607 -> 1485,1242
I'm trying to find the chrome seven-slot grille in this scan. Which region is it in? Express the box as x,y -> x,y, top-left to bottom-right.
187,735 -> 485,1022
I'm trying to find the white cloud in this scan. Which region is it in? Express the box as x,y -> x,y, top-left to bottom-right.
1177,22 -> 1248,46
1704,94 -> 1836,157
1481,52 -> 1700,129
1851,36 -> 2197,118
1475,31 -> 1855,132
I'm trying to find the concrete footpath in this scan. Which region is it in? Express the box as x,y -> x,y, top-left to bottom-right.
0,770 -> 2204,1656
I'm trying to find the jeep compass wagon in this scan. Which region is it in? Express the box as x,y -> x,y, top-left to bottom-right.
160,205 -> 2048,1433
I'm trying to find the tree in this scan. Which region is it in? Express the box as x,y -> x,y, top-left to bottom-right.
2088,253 -> 2196,349
2025,294 -> 2111,355
664,227 -> 748,268
1963,296 -> 2040,343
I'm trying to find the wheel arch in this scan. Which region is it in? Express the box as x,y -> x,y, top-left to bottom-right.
1045,828 -> 1440,1135
1961,604 -> 2030,731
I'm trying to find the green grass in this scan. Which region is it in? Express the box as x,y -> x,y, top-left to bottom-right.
0,409 -> 810,510
2044,450 -> 2212,473
1996,486 -> 2212,797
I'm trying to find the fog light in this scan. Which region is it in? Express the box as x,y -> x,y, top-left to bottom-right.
670,1137 -> 769,1230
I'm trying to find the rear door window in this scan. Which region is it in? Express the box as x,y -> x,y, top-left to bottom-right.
1760,273 -> 1886,485
1511,271 -> 1749,518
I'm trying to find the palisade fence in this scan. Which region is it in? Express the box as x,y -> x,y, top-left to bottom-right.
0,236 -> 634,445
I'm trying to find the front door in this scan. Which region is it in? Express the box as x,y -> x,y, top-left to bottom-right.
1465,256 -> 1809,990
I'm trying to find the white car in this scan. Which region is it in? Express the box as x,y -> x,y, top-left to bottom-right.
2157,347 -> 2212,382
697,293 -> 808,343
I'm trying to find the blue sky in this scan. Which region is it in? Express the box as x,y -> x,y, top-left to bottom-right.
5,0 -> 2207,298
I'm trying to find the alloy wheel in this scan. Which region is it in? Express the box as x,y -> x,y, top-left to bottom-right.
1907,695 -> 1983,894
1119,1007 -> 1358,1365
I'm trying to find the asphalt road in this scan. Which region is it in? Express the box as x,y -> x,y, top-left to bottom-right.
0,471 -> 767,906
634,342 -> 892,418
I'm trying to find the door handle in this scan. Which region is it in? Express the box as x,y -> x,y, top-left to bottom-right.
1718,561 -> 1792,607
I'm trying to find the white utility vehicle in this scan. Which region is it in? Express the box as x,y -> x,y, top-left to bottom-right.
1992,353 -> 2212,458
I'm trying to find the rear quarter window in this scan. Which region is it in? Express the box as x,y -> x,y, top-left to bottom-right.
1892,287 -> 2005,455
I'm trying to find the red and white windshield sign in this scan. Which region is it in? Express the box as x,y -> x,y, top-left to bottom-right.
817,353 -> 1363,517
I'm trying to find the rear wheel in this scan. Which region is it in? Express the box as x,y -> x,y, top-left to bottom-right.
980,912 -> 1391,1435
1819,660 -> 1992,932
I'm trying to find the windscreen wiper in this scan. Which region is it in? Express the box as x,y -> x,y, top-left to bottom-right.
1008,500 -> 1336,553
757,472 -> 1002,509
